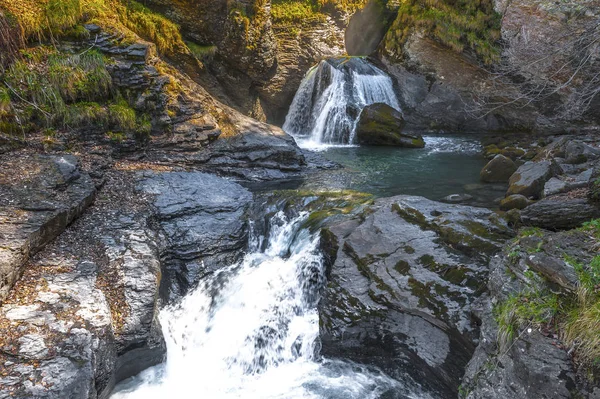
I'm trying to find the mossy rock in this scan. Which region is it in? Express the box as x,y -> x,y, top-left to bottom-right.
355,103 -> 424,148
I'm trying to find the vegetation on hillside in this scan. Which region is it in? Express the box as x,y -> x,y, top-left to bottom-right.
0,45 -> 149,139
271,0 -> 367,25
0,0 -> 186,56
384,0 -> 501,64
0,0 -> 189,141
495,220 -> 600,379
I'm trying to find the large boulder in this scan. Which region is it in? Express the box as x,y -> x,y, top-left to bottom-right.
138,172 -> 253,300
506,160 -> 562,199
521,197 -> 600,230
355,103 -> 424,147
319,195 -> 513,397
480,154 -> 517,183
0,154 -> 96,302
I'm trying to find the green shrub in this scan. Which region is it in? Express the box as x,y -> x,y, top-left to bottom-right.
45,0 -> 81,32
108,98 -> 136,132
384,0 -> 501,64
47,49 -> 112,102
118,0 -> 185,54
271,0 -> 325,24
64,101 -> 108,128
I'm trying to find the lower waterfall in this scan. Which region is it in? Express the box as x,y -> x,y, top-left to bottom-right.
111,211 -> 428,399
283,57 -> 400,148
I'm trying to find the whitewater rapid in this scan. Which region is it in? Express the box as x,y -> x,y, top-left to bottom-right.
111,211 -> 420,399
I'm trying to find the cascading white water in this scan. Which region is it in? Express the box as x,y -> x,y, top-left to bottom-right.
283,57 -> 400,148
111,211 -> 423,399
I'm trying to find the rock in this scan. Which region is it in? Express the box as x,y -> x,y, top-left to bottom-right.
507,160 -> 562,199
0,261 -> 117,399
480,154 -> 517,183
100,213 -> 166,381
565,140 -> 600,164
345,0 -> 395,56
319,195 -> 513,398
442,193 -> 473,203
0,154 -> 96,302
355,103 -> 424,147
138,172 -> 253,300
391,196 -> 513,254
543,177 -> 568,197
521,198 -> 600,230
462,226 -> 595,397
464,323 -> 577,399
499,194 -> 530,211
502,208 -> 522,227
589,167 -> 600,202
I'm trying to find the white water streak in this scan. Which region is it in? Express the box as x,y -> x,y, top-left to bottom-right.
283,58 -> 400,148
112,212 -> 410,399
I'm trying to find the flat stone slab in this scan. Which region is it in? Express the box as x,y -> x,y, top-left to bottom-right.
0,154 -> 96,302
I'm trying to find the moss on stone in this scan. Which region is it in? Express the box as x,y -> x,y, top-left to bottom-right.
394,259 -> 411,274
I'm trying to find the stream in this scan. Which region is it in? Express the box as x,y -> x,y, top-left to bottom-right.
112,213 -> 429,399
112,57 -> 494,398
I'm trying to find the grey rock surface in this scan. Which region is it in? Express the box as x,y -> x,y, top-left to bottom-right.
0,154 -> 96,302
138,172 -> 253,300
318,195 -> 513,397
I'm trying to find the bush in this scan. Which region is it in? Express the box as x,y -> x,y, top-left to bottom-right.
384,0 -> 501,64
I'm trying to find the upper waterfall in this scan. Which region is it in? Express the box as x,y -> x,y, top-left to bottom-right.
283,57 -> 400,148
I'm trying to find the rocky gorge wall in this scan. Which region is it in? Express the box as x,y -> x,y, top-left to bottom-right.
143,0 -> 599,133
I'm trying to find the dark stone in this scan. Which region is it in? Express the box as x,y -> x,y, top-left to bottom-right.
138,172 -> 253,300
355,103 -> 424,147
345,0 -> 396,56
507,161 -> 562,199
564,140 -> 600,164
480,154 -> 517,183
521,198 -> 600,230
499,194 -> 530,211
319,195 -> 513,398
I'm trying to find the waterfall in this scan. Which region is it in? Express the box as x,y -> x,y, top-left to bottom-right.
110,211 -> 422,399
283,57 -> 400,148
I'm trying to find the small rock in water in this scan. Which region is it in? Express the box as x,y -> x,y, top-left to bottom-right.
480,154 -> 517,183
442,193 -> 473,203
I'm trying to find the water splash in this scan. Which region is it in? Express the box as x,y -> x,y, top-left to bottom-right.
283,58 -> 400,149
111,212 -> 422,399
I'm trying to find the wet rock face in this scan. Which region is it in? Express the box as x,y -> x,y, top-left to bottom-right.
138,172 -> 253,301
0,154 -> 96,302
318,195 -> 513,397
345,0 -> 396,56
99,214 -> 166,381
355,103 -> 424,147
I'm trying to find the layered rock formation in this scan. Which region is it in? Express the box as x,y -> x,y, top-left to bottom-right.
318,195 -> 513,397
